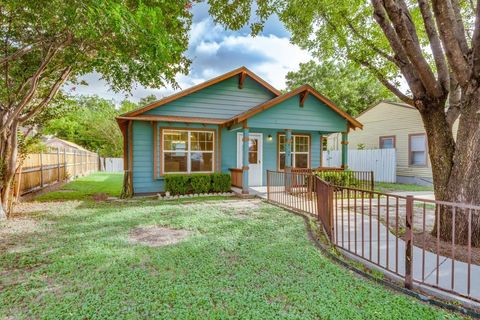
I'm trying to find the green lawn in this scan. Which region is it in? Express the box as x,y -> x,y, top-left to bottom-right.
375,182 -> 434,193
0,174 -> 459,319
36,172 -> 123,201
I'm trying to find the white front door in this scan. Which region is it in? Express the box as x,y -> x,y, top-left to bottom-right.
237,133 -> 263,186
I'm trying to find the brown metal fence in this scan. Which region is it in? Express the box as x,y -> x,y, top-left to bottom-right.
266,169 -> 374,220
267,170 -> 318,217
14,148 -> 99,197
267,170 -> 480,304
329,185 -> 480,303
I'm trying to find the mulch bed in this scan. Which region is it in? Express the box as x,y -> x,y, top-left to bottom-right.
412,231 -> 480,266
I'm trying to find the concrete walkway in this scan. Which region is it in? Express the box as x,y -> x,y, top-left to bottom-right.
258,185 -> 479,303
335,208 -> 480,301
390,191 -> 435,200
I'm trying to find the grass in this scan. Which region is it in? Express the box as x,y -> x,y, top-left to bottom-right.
36,172 -> 123,201
375,182 -> 433,193
0,174 -> 461,319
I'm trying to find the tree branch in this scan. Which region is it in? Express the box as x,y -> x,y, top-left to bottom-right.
344,19 -> 397,64
0,45 -> 60,134
418,0 -> 450,91
382,0 -> 443,97
0,42 -> 39,66
19,65 -> 72,123
431,0 -> 470,85
358,58 -> 414,105
451,0 -> 470,54
371,0 -> 426,98
471,0 -> 480,78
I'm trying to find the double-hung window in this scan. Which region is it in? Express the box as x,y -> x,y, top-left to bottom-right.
162,129 -> 215,174
278,134 -> 310,170
409,133 -> 427,166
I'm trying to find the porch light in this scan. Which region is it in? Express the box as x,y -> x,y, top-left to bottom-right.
267,134 -> 272,141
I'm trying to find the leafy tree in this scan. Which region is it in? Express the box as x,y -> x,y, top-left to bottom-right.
0,0 -> 192,218
286,60 -> 394,116
138,94 -> 159,106
208,0 -> 480,245
42,95 -> 123,158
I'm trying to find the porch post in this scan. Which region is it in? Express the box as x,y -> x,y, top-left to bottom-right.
285,129 -> 292,171
242,126 -> 249,194
341,131 -> 348,169
319,134 -> 323,167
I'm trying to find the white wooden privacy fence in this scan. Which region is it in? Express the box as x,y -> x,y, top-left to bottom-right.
100,157 -> 124,172
322,149 -> 396,183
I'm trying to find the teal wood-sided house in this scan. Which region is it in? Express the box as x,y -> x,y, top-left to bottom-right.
117,67 -> 362,195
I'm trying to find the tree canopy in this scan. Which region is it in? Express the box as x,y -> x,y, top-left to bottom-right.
42,95 -> 123,158
0,0 -> 193,217
285,60 -> 394,116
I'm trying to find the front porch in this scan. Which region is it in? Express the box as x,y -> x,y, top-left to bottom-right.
226,125 -> 350,195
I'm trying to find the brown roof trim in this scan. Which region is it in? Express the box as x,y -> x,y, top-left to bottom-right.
228,85 -> 363,129
116,115 -> 225,124
119,66 -> 281,118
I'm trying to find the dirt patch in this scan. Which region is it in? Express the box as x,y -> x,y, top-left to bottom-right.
0,218 -> 42,239
92,192 -> 108,202
128,226 -> 191,247
410,231 -> 480,266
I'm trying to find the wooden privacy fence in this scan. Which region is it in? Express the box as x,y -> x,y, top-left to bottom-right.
14,148 -> 99,197
323,149 -> 396,183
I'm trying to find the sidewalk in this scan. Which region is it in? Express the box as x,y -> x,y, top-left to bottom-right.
335,210 -> 480,301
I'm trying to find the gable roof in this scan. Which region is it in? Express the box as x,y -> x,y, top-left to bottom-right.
226,85 -> 362,129
355,100 -> 415,119
119,66 -> 281,118
116,68 -> 362,131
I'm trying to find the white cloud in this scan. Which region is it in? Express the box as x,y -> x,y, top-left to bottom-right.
66,7 -> 312,104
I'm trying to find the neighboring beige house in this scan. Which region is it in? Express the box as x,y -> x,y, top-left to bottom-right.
328,101 -> 459,186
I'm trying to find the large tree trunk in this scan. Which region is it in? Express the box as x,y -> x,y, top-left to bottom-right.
422,87 -> 480,246
0,121 -> 19,220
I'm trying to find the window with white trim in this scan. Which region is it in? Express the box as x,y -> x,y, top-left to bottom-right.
162,129 -> 215,174
278,134 -> 310,170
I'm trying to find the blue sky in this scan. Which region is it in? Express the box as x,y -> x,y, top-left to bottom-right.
66,3 -> 311,104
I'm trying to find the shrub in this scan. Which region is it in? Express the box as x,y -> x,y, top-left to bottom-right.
316,171 -> 358,187
211,173 -> 231,192
190,174 -> 211,194
165,174 -> 190,195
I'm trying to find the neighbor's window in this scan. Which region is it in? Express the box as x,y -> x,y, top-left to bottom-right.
162,129 -> 214,173
409,134 -> 427,166
379,136 -> 396,149
278,134 -> 310,169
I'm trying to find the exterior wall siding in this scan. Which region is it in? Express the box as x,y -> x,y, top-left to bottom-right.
144,77 -> 276,119
221,127 -> 322,184
132,121 -> 219,194
327,101 -> 460,182
247,95 -> 348,132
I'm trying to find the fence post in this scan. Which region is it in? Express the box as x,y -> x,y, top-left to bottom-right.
40,151 -> 44,188
57,148 -> 60,182
73,150 -> 76,178
370,171 -> 374,191
266,170 -> 270,201
405,195 -> 414,289
63,148 -> 66,181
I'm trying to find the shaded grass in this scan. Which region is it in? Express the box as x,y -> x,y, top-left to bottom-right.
375,182 -> 433,193
0,175 -> 460,319
36,173 -> 123,201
